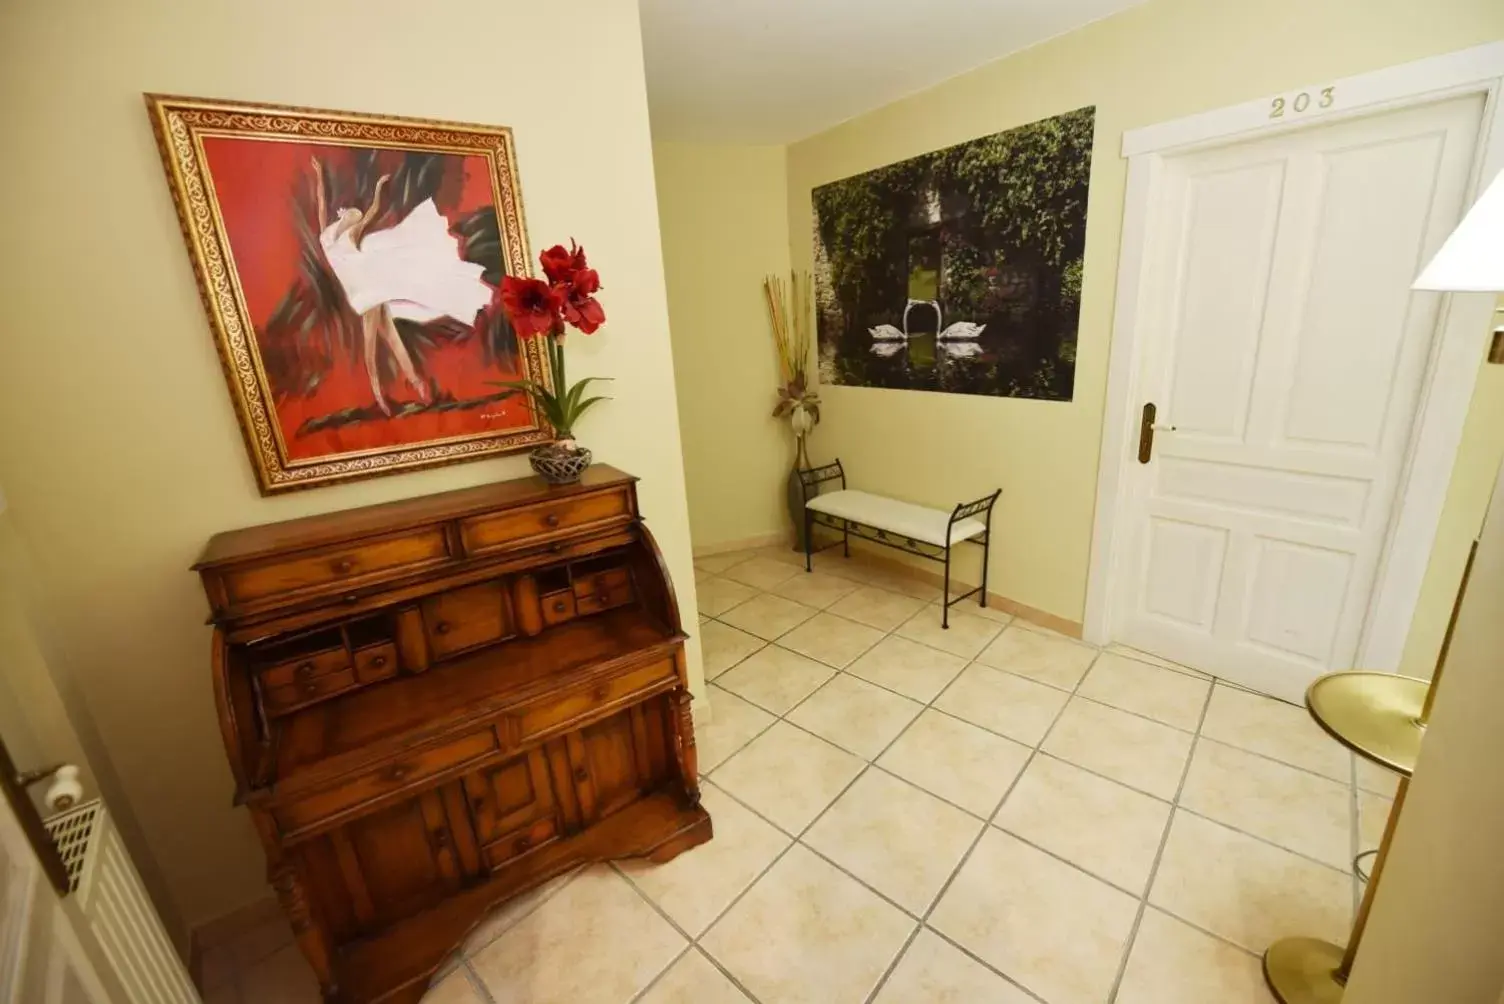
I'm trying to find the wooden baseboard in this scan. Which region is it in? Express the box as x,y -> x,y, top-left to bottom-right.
692,533 -> 788,558
830,539 -> 1084,639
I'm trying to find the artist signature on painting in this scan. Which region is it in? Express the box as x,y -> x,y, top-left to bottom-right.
479,411 -> 508,422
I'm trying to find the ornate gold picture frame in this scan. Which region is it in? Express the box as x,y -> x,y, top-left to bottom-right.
147,94 -> 552,494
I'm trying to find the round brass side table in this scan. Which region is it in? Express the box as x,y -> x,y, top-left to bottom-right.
1262,672 -> 1426,1002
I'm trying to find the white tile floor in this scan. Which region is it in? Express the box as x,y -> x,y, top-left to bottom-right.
201,545 -> 1401,1004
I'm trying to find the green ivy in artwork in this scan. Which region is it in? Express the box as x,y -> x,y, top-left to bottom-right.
812,106 -> 1095,401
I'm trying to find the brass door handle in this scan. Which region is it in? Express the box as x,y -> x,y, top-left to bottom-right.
1138,403 -> 1175,463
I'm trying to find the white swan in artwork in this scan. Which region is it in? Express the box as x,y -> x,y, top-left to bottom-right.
938,321 -> 987,340
940,340 -> 984,359
868,324 -> 908,341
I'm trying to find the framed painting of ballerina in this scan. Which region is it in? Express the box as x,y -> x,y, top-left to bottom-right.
146,94 -> 553,493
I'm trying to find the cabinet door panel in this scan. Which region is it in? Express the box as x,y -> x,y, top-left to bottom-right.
462,748 -> 561,870
333,790 -> 462,930
575,709 -> 647,822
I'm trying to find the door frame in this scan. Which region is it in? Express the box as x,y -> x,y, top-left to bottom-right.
1083,40 -> 1504,673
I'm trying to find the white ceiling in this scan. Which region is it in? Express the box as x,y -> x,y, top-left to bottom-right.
640,0 -> 1145,144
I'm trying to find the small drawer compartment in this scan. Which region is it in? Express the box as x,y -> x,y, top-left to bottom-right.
221,527 -> 451,608
539,590 -> 577,627
257,645 -> 348,691
274,728 -> 501,837
516,658 -> 676,743
482,816 -> 559,872
572,566 -> 633,616
263,667 -> 359,717
421,581 -> 513,660
352,642 -> 399,685
458,488 -> 632,557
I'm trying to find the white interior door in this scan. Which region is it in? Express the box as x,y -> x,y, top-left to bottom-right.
1114,93 -> 1486,703
0,791 -> 117,1004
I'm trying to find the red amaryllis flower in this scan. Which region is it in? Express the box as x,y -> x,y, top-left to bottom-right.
561,267 -> 606,334
538,244 -> 575,285
500,276 -> 562,337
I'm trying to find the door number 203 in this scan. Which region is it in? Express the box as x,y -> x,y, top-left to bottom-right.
1271,87 -> 1335,118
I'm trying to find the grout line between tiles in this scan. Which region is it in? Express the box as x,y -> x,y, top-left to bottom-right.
459,960 -> 496,1004
1105,680 -> 1217,1003
622,943 -> 694,1004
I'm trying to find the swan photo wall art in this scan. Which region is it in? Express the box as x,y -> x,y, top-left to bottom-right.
812,106 -> 1094,400
147,95 -> 551,493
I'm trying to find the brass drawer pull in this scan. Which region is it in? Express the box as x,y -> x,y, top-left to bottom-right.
553,600 -> 567,614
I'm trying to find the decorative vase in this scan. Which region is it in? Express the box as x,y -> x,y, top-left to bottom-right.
529,444 -> 593,485
786,430 -> 814,552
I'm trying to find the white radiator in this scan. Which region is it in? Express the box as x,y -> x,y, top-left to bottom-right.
45,801 -> 199,1004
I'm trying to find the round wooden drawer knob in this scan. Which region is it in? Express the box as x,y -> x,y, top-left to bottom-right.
553,601 -> 567,613
544,513 -> 560,528
370,655 -> 387,669
334,559 -> 355,574
514,836 -> 532,853
302,681 -> 319,695
296,662 -> 316,678
435,622 -> 451,635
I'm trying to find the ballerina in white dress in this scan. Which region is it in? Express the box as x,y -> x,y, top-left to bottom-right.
312,156 -> 494,416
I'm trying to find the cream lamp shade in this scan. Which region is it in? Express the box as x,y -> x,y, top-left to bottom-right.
1414,168 -> 1504,292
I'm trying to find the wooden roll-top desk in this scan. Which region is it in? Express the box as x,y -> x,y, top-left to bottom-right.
194,467 -> 711,1003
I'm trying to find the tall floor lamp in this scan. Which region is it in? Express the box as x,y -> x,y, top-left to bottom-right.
1262,166 -> 1504,1004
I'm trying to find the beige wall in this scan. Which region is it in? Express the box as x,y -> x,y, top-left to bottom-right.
0,0 -> 699,933
1347,458 -> 1504,1004
783,0 -> 1504,649
655,143 -> 794,549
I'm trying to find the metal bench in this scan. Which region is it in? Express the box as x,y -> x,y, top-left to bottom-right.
797,460 -> 1001,628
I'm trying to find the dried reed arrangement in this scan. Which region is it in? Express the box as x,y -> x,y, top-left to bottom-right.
763,271 -> 820,468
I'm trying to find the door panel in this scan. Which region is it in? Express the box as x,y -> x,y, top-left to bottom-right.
1117,94 -> 1485,701
1164,161 -> 1287,441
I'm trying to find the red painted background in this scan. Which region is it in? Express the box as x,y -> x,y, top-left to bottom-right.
201,136 -> 531,462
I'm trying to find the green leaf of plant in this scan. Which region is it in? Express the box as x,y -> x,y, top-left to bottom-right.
561,376 -> 612,423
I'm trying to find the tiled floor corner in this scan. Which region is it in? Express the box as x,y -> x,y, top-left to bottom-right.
202,546 -> 1384,1003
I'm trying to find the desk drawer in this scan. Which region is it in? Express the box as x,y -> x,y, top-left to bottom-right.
263,666 -> 358,717
573,567 -> 633,616
516,658 -> 676,744
222,528 -> 451,608
458,489 -> 632,557
275,728 -> 499,837
258,645 -> 348,691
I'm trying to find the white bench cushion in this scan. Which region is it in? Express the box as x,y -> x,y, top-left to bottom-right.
806,490 -> 986,548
